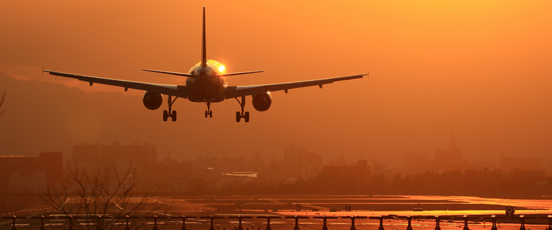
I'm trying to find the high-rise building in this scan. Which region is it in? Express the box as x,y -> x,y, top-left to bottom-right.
434,132 -> 464,171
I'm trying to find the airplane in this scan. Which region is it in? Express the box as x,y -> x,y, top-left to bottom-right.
44,7 -> 366,123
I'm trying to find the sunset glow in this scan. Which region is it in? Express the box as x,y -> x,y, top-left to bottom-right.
1,1 -> 552,206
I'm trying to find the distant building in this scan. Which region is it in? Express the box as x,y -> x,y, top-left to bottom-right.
9,170 -> 46,192
140,158 -> 194,191
370,159 -> 387,175
283,145 -> 322,179
0,152 -> 63,192
321,160 -> 370,186
434,132 -> 464,171
40,152 -> 63,186
328,154 -> 346,166
403,152 -> 433,174
173,171 -> 201,192
69,142 -> 156,171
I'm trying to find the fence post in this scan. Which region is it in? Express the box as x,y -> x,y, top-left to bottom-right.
125,215 -> 130,230
294,216 -> 300,230
519,215 -> 526,230
68,216 -> 73,230
315,215 -> 337,230
434,217 -> 441,230
378,216 -> 384,230
406,217 -> 412,230
182,215 -> 187,230
11,215 -> 16,230
463,216 -> 469,230
153,215 -> 159,230
491,216 -> 498,230
238,216 -> 243,230
349,216 -> 356,230
266,216 -> 272,230
547,215 -> 552,230
40,215 -> 45,230
210,216 -> 215,230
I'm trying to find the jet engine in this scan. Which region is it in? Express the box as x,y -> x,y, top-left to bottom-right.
142,91 -> 163,110
252,92 -> 272,111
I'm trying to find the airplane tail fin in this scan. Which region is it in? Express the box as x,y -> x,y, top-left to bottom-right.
201,6 -> 207,68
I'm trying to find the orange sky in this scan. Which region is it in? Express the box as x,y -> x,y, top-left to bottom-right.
1,0 -> 552,165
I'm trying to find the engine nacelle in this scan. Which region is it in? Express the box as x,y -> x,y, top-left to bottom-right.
252,92 -> 272,112
142,91 -> 163,110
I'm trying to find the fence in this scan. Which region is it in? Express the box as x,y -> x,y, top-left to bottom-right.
2,214 -> 552,230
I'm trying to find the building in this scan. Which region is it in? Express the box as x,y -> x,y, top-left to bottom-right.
9,170 -> 46,192
321,160 -> 370,186
283,145 -> 322,179
173,171 -> 201,192
139,158 -> 195,192
433,132 -> 464,171
403,152 -> 433,174
69,142 -> 156,171
328,154 -> 347,166
370,159 -> 387,175
0,152 -> 63,192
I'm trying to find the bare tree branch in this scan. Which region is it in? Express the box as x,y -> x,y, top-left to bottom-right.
40,163 -> 175,230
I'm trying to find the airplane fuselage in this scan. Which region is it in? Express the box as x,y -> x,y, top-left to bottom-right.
186,60 -> 227,103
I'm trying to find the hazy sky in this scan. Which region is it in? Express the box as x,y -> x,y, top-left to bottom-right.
1,1 -> 551,166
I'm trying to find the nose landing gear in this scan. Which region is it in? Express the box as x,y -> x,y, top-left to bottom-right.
205,102 -> 213,118
163,95 -> 178,122
235,96 -> 250,122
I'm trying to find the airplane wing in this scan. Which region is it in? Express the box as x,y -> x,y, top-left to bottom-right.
224,73 -> 367,99
44,70 -> 188,98
141,69 -> 193,77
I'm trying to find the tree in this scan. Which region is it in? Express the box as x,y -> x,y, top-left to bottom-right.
0,91 -> 5,116
40,164 -> 176,230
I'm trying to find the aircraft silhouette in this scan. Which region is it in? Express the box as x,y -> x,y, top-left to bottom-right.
45,7 -> 366,123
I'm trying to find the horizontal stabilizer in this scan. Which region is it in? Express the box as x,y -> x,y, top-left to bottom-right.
217,70 -> 264,77
142,69 -> 193,77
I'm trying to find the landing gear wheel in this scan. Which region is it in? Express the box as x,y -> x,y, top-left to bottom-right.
234,96 -> 250,123
204,102 -> 213,118
163,110 -> 168,122
171,111 -> 177,122
164,95 -> 178,122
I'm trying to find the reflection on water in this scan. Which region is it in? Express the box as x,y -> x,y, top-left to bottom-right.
276,195 -> 552,217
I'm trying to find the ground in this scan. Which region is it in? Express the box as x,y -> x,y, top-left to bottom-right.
1,195 -> 551,230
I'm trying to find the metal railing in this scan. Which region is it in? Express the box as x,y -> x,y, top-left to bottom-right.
3,214 -> 552,230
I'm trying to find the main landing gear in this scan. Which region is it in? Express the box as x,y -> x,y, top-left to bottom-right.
235,96 -> 250,123
205,102 -> 213,118
163,95 -> 178,122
